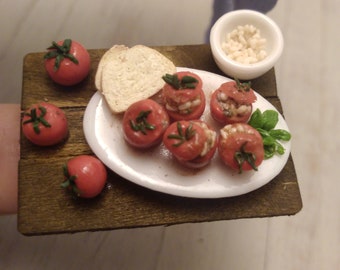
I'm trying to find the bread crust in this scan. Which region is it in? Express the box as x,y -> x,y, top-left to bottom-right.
95,45 -> 128,92
97,45 -> 176,114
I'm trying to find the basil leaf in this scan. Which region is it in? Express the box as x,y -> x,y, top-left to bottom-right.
181,76 -> 198,84
263,140 -> 285,158
275,141 -> 285,155
269,129 -> 291,141
256,128 -> 271,138
262,110 -> 278,130
262,136 -> 276,146
264,145 -> 275,159
248,108 -> 264,129
249,109 -> 291,159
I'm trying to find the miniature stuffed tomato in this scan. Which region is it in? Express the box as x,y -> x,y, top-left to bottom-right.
210,80 -> 257,125
22,102 -> 68,146
218,123 -> 264,173
162,71 -> 206,121
183,120 -> 218,168
163,120 -> 217,168
44,39 -> 91,86
122,99 -> 170,148
61,155 -> 107,198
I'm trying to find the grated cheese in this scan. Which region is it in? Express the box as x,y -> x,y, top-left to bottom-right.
222,24 -> 267,64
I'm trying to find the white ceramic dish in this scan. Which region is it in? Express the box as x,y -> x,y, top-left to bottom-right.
210,9 -> 284,80
83,67 -> 290,198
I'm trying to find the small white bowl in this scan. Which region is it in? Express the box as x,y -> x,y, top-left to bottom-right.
210,9 -> 284,80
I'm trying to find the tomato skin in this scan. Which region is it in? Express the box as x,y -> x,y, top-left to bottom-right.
44,40 -> 91,86
182,120 -> 218,168
163,71 -> 203,102
210,81 -> 256,125
64,155 -> 107,198
22,102 -> 68,146
122,99 -> 170,148
220,80 -> 256,104
218,123 -> 264,172
163,121 -> 207,162
163,71 -> 205,121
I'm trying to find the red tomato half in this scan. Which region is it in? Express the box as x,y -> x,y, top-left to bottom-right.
210,80 -> 256,125
122,99 -> 170,148
62,155 -> 107,198
44,39 -> 91,86
218,123 -> 264,173
162,71 -> 205,121
163,121 -> 207,162
22,102 -> 68,146
182,120 -> 218,168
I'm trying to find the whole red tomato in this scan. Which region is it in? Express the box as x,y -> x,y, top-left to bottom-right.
61,155 -> 107,198
22,102 -> 68,146
44,39 -> 91,86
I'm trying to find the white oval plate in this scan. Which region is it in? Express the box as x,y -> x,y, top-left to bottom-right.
83,67 -> 291,198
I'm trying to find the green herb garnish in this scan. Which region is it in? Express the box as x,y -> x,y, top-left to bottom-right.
162,74 -> 198,90
23,106 -> 51,134
248,109 -> 291,159
61,164 -> 80,195
129,110 -> 155,135
234,142 -> 258,173
235,78 -> 251,92
44,39 -> 79,71
167,122 -> 196,147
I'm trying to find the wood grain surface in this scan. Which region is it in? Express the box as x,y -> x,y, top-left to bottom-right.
18,44 -> 302,235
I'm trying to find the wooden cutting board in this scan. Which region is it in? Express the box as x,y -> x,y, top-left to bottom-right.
18,44 -> 302,236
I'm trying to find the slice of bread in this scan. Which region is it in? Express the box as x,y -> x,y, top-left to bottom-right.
99,45 -> 176,114
95,45 -> 128,92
